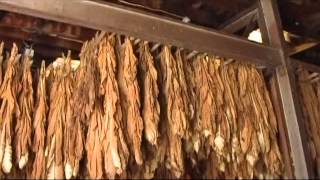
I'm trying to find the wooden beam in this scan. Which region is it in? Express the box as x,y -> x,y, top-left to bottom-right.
267,74 -> 294,178
0,0 -> 282,67
258,0 -> 313,178
219,4 -> 258,34
289,41 -> 318,56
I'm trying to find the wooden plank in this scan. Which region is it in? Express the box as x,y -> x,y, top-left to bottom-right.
0,0 -> 282,67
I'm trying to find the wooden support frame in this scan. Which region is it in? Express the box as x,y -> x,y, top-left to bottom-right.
258,0 -> 313,178
0,0 -> 282,67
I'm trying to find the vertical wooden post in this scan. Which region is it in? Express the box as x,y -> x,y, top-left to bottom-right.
257,0 -> 313,178
267,75 -> 294,178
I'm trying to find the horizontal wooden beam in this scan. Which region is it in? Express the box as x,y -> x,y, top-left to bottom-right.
0,0 -> 282,67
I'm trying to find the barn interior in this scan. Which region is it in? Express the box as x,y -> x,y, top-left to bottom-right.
0,0 -> 319,179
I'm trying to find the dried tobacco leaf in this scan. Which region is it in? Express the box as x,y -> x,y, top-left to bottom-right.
297,69 -> 320,177
85,101 -> 104,179
138,42 -> 160,146
118,38 -> 143,165
98,37 -> 129,178
68,34 -> 103,179
0,44 -> 21,174
160,46 -> 188,138
159,46 -> 188,177
175,50 -> 191,137
249,67 -> 283,177
192,55 -> 216,150
15,56 -> 33,170
72,33 -> 102,126
45,57 -> 73,179
62,54 -> 83,179
31,61 -> 47,179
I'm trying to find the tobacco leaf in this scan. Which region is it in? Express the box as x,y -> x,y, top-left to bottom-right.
297,69 -> 320,177
138,42 -> 160,146
158,46 -> 188,177
117,38 -> 143,165
191,55 -> 216,151
98,36 -> 129,178
0,44 -> 21,174
85,101 -> 104,179
15,56 -> 34,170
31,61 -> 47,179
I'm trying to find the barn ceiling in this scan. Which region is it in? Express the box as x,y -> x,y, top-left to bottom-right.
108,0 -> 320,39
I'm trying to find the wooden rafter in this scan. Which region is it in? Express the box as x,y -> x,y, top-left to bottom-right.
219,3 -> 258,34
289,41 -> 319,56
